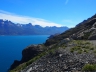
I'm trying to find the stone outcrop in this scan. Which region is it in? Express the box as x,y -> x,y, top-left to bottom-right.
21,45 -> 44,62
9,44 -> 44,70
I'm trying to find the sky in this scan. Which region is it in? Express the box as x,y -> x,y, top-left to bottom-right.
0,0 -> 96,28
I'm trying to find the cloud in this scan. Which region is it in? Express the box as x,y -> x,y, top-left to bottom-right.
62,19 -> 80,28
62,19 -> 75,24
65,0 -> 69,5
0,10 -> 63,27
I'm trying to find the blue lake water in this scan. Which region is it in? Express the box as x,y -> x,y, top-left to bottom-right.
0,35 -> 49,72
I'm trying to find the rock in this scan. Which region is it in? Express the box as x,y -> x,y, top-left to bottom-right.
59,38 -> 71,45
21,44 -> 44,62
9,44 -> 44,70
89,30 -> 96,39
9,60 -> 20,70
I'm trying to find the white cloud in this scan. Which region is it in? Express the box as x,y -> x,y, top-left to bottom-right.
62,19 -> 75,24
65,0 -> 69,5
62,19 -> 81,28
0,10 -> 63,27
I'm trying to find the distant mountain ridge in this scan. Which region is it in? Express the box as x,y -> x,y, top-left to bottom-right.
0,19 -> 69,35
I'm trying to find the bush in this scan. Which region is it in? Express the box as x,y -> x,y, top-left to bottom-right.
77,49 -> 82,54
84,49 -> 88,53
94,50 -> 96,53
70,48 -> 74,53
90,47 -> 94,50
85,41 -> 91,44
82,64 -> 96,71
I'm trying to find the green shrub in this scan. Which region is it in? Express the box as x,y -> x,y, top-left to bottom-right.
70,49 -> 74,53
90,47 -> 94,50
82,46 -> 86,49
82,64 -> 96,71
85,41 -> 91,44
84,49 -> 88,53
70,48 -> 75,53
94,50 -> 96,53
77,49 -> 82,54
85,46 -> 90,49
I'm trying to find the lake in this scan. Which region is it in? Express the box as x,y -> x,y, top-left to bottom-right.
0,35 -> 49,72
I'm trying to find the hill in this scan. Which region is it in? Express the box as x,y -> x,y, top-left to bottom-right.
9,14 -> 96,72
45,14 -> 96,46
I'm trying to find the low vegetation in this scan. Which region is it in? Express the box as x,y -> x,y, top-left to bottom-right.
70,40 -> 96,54
82,64 -> 96,71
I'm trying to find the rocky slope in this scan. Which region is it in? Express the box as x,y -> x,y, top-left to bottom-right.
22,49 -> 96,72
9,14 -> 96,72
44,14 -> 96,46
10,39 -> 96,72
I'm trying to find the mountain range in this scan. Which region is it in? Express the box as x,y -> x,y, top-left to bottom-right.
0,19 -> 69,35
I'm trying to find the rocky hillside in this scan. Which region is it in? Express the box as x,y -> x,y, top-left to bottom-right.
22,40 -> 96,72
9,40 -> 96,72
9,14 -> 96,72
45,14 -> 96,46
